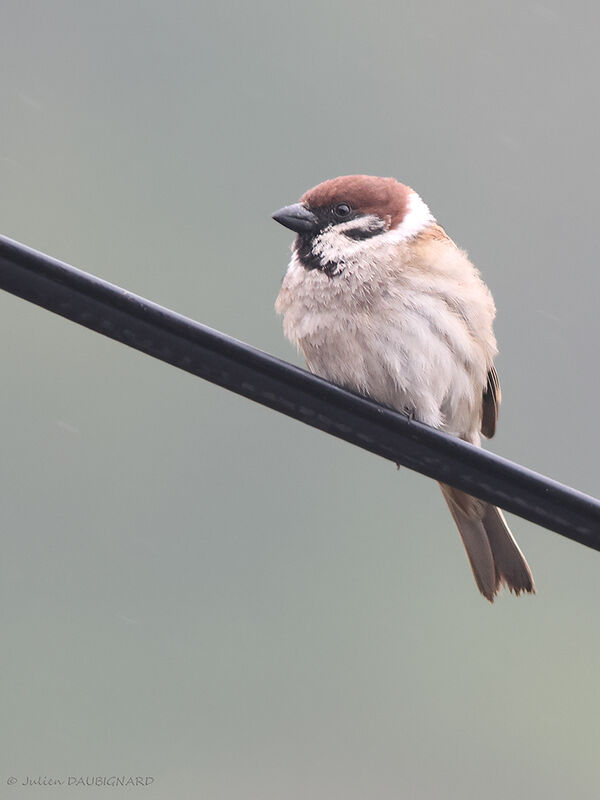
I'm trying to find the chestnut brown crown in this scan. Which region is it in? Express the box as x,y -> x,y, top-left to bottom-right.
301,175 -> 410,229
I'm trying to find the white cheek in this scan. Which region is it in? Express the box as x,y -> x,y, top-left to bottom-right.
310,192 -> 435,273
311,226 -> 367,270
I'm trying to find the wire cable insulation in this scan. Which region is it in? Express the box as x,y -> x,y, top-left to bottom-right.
0,234 -> 598,545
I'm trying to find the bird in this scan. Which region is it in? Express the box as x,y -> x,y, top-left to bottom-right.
272,174 -> 534,601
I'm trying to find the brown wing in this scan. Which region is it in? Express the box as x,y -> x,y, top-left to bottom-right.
481,365 -> 501,438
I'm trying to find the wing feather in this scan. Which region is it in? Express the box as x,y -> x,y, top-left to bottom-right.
481,365 -> 501,438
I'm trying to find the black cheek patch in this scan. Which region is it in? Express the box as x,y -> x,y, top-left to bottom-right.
343,224 -> 385,241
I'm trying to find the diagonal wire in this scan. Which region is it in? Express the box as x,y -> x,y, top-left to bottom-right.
0,233 -> 598,545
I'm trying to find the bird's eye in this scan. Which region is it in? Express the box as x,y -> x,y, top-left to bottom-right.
333,203 -> 351,218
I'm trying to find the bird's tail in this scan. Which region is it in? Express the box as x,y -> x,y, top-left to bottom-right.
439,484 -> 535,602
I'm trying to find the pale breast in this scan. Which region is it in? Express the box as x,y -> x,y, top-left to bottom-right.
276,232 -> 497,438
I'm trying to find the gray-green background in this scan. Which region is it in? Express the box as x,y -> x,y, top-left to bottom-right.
1,1 -> 599,798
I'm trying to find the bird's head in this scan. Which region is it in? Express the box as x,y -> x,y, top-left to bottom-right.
272,175 -> 434,276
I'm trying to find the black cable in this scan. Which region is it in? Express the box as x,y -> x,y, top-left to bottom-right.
0,234 -> 598,545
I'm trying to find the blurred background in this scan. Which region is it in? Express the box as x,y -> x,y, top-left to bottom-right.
1,1 -> 599,798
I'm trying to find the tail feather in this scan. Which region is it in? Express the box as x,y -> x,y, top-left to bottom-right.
482,505 -> 535,594
440,484 -> 535,602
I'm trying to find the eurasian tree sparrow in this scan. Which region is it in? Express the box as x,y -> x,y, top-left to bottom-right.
273,175 -> 534,601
